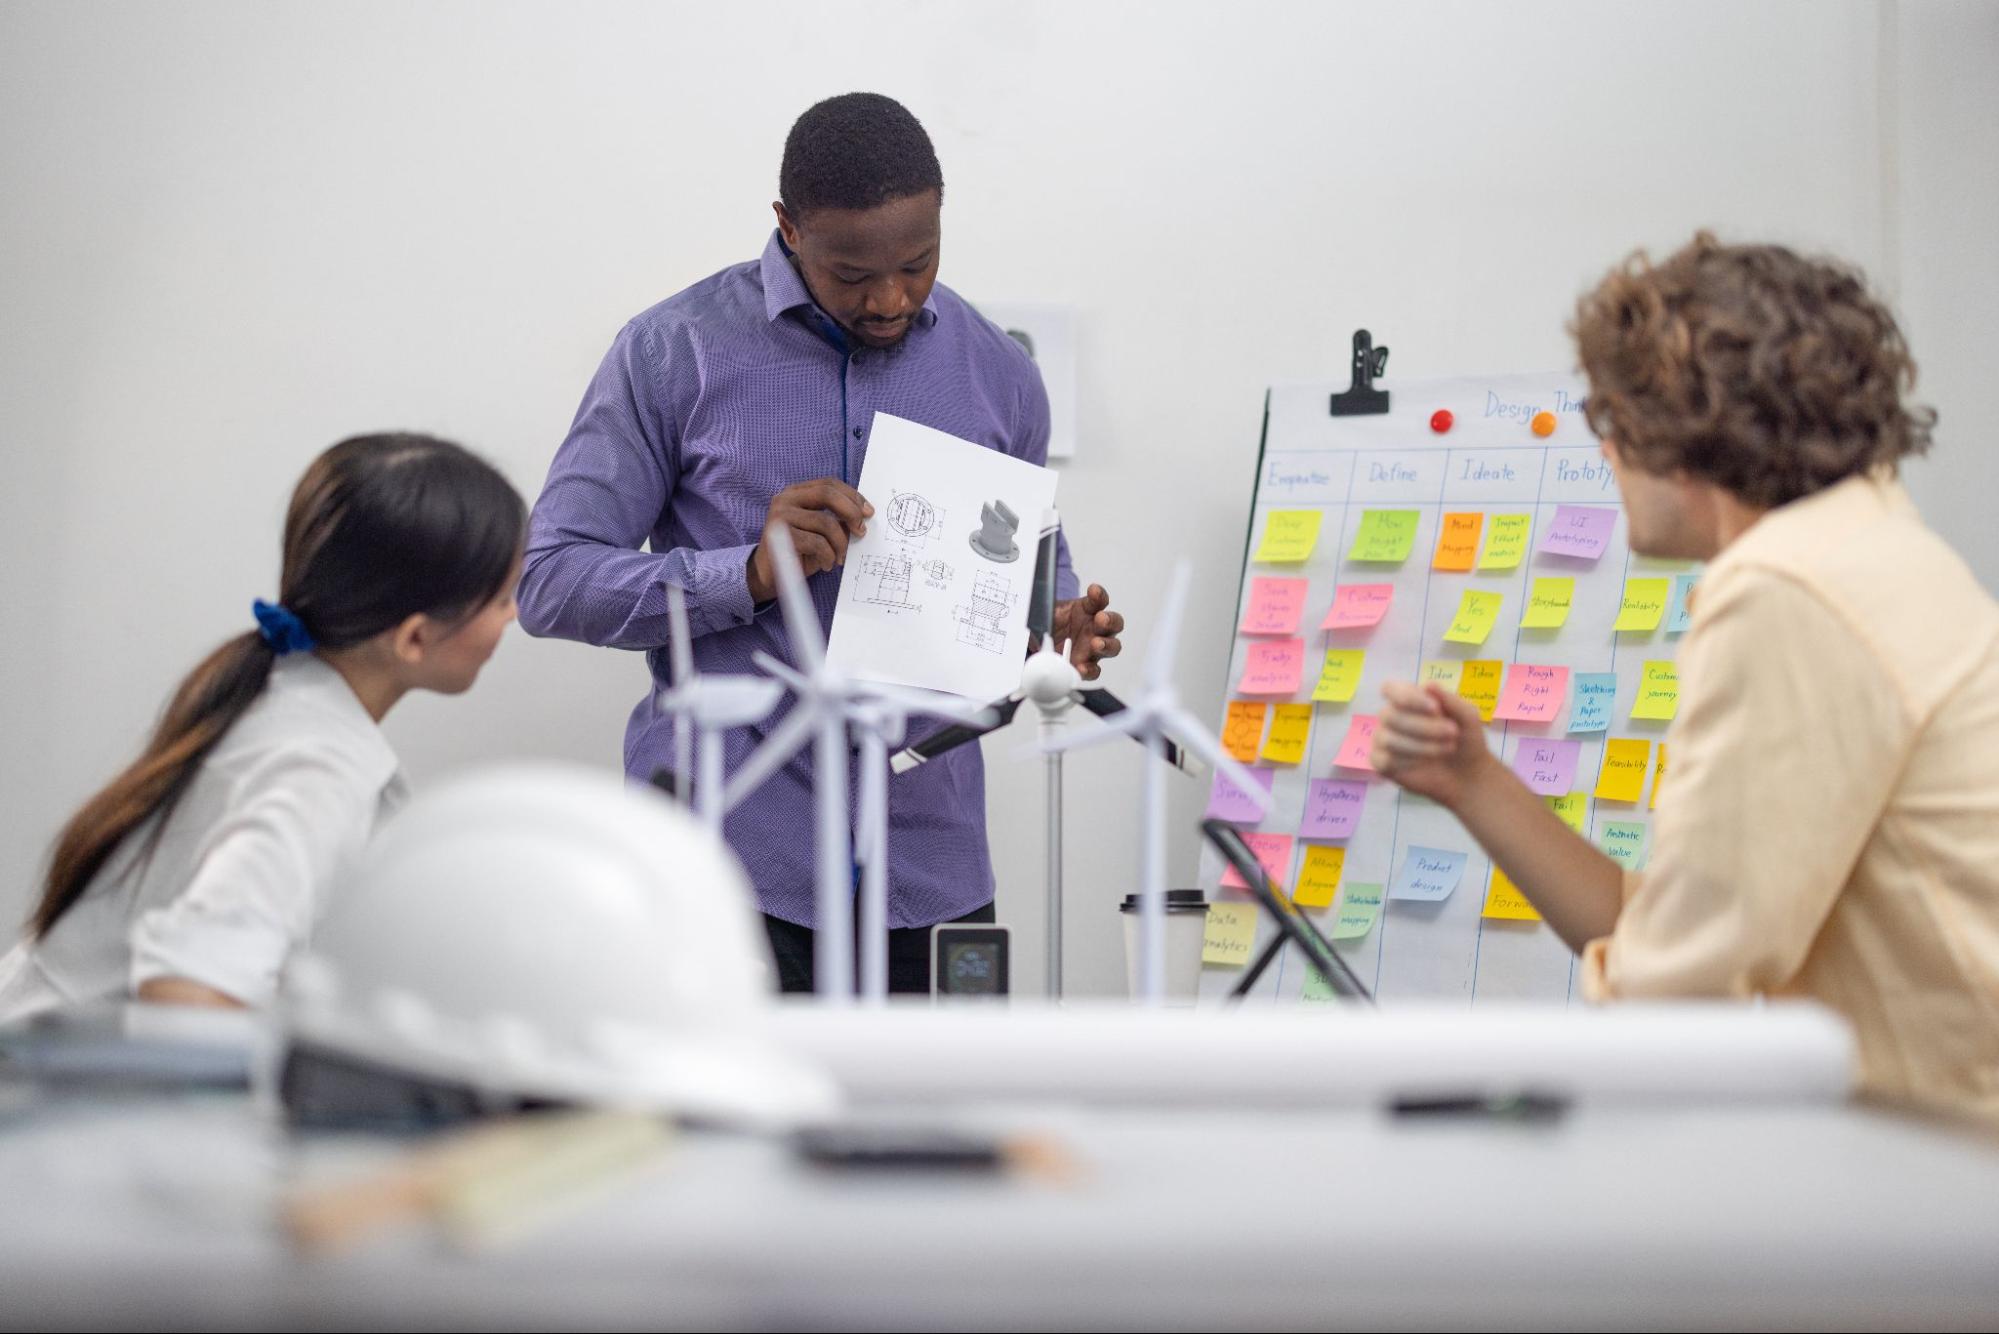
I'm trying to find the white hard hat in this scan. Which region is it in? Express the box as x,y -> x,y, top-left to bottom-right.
283,762 -> 837,1128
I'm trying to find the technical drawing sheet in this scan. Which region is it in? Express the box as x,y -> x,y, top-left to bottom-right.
825,411 -> 1058,701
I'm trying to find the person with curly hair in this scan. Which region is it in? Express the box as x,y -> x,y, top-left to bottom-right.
1371,233 -> 1999,1119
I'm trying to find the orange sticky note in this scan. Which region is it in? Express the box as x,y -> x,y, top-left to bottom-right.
1237,638 -> 1305,696
1221,701 -> 1268,763
1291,845 -> 1347,908
1239,577 -> 1309,636
1431,512 -> 1485,572
1593,738 -> 1652,802
1457,660 -> 1504,722
1333,714 -> 1379,771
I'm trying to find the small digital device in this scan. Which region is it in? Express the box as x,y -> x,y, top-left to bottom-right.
795,1122 -> 1005,1171
931,924 -> 1010,1000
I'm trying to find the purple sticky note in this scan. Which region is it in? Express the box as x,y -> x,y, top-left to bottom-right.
1205,766 -> 1276,824
1511,738 -> 1581,796
1537,505 -> 1618,562
1300,779 -> 1369,840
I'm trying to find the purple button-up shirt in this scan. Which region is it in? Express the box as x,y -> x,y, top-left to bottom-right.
519,232 -> 1076,929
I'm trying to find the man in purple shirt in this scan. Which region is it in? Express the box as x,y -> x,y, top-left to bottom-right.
519,93 -> 1122,993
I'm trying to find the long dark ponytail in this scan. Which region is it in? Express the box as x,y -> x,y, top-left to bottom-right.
30,433 -> 526,937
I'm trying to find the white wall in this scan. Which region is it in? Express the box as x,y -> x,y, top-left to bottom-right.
1,0 -> 1992,997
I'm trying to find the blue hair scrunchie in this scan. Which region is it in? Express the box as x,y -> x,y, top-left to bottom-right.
252,599 -> 317,655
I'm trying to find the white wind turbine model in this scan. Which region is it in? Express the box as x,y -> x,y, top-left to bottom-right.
720,528 -> 993,1003
652,583 -> 787,833
888,515 -> 1202,999
1043,559 -> 1272,1004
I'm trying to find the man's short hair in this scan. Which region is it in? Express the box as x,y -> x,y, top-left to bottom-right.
779,92 -> 944,219
1574,233 -> 1934,508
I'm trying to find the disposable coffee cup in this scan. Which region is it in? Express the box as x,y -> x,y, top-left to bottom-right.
1118,889 -> 1209,1005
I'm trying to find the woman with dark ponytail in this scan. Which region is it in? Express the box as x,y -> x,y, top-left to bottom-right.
0,433 -> 526,1016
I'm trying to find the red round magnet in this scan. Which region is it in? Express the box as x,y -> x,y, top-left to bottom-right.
1429,409 -> 1454,434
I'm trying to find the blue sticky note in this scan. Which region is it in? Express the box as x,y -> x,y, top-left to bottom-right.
1666,573 -> 1699,634
1569,672 -> 1617,734
1389,846 -> 1468,902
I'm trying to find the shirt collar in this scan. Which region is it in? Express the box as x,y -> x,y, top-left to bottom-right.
758,229 -> 940,338
268,654 -> 404,794
1703,469 -> 1913,585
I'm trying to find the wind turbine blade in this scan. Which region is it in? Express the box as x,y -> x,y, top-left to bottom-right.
1159,706 -> 1268,813
751,651 -> 814,695
1147,560 -> 1192,696
721,706 -> 819,811
764,526 -> 824,672
665,582 -> 694,685
701,677 -> 787,726
862,681 -> 998,726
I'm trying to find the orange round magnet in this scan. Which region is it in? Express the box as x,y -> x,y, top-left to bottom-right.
1530,410 -> 1558,437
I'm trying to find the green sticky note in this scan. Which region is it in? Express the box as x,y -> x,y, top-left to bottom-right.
1443,589 -> 1504,645
1311,649 -> 1367,703
1520,576 -> 1575,629
1599,821 -> 1649,870
1347,510 -> 1420,563
1614,578 -> 1670,632
1330,882 -> 1384,940
1301,966 -> 1339,1003
1254,510 -> 1323,564
1477,514 -> 1532,570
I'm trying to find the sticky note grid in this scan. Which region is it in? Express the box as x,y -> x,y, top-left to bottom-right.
1212,384 -> 1689,1003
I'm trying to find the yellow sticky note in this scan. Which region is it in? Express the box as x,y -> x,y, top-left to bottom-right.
1482,865 -> 1541,921
1548,792 -> 1588,834
1631,660 -> 1679,720
1419,659 -> 1464,691
1443,589 -> 1504,645
1431,512 -> 1484,572
1520,576 -> 1575,629
1652,743 -> 1668,810
1221,701 -> 1268,763
1291,845 -> 1347,908
1458,660 -> 1504,722
1478,514 -> 1532,570
1593,738 -> 1653,802
1311,649 -> 1367,703
1254,510 -> 1323,564
1347,510 -> 1419,563
1260,703 -> 1314,765
1614,578 -> 1671,632
1202,901 -> 1259,967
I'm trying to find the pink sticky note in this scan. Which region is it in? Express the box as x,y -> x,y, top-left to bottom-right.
1300,778 -> 1369,839
1320,583 -> 1394,630
1511,738 -> 1582,795
1221,832 -> 1296,890
1537,505 -> 1618,561
1333,714 -> 1380,772
1493,663 -> 1571,723
1205,767 -> 1276,823
1237,638 -> 1305,695
1239,577 -> 1309,636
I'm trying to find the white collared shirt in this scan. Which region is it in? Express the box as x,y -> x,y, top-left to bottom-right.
0,654 -> 409,1019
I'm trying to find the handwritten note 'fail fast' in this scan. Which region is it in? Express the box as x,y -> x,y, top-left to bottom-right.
1389,846 -> 1468,902
1493,663 -> 1569,723
1254,510 -> 1322,564
1239,577 -> 1308,635
1237,638 -> 1304,695
1538,505 -> 1618,561
1511,738 -> 1582,795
